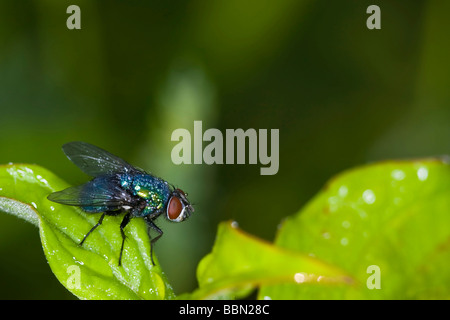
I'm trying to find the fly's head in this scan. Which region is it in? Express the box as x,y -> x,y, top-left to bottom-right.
166,188 -> 194,222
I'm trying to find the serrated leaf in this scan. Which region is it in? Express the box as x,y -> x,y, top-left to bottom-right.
259,158 -> 450,299
0,164 -> 175,300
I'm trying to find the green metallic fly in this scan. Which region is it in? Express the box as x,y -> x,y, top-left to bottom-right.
48,141 -> 194,266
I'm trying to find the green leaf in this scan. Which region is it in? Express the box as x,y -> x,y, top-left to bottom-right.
259,158 -> 450,299
0,164 -> 174,300
184,221 -> 353,299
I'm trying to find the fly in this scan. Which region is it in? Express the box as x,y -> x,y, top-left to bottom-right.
47,141 -> 194,266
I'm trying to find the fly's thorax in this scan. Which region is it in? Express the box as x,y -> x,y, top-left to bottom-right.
133,185 -> 166,215
120,173 -> 170,216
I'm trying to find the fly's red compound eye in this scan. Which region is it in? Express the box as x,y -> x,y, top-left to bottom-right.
167,196 -> 183,221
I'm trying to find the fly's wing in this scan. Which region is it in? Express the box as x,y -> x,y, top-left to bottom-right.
62,141 -> 143,177
47,179 -> 133,209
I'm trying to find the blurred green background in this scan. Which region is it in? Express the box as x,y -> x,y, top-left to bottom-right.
0,0 -> 449,299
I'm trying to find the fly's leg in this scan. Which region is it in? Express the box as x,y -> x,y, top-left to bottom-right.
118,212 -> 132,266
79,210 -> 121,246
144,216 -> 163,266
80,212 -> 107,246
